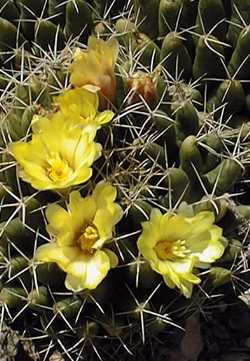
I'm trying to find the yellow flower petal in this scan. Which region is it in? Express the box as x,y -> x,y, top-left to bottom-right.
161,258 -> 194,275
35,243 -> 80,272
83,84 -> 100,93
163,268 -> 200,298
93,209 -> 116,242
93,180 -> 117,206
65,250 -> 110,291
11,114 -> 101,191
68,191 -> 96,228
138,209 -> 163,250
46,204 -> 74,246
95,110 -> 114,125
11,138 -> 46,166
104,249 -> 119,268
88,37 -> 119,67
32,115 -> 51,134
83,250 -> 111,289
186,211 -> 215,234
70,37 -> 119,104
64,274 -> 86,293
56,87 -> 98,120
35,181 -> 123,292
93,182 -> 123,225
161,214 -> 190,241
193,228 -> 224,265
137,209 -> 225,298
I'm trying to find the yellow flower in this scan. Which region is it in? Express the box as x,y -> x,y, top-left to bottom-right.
10,114 -> 101,191
70,36 -> 119,105
137,209 -> 225,298
55,88 -> 114,131
35,181 -> 123,291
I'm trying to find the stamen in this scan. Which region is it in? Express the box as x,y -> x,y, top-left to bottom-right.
154,239 -> 190,261
76,224 -> 99,254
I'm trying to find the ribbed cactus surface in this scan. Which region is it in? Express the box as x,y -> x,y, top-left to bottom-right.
0,0 -> 250,360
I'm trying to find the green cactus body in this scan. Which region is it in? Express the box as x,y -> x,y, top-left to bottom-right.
13,84 -> 30,118
35,19 -> 65,50
180,135 -> 203,183
192,35 -> 225,80
0,0 -> 249,357
162,167 -> 190,206
195,0 -> 226,43
28,286 -> 50,311
134,0 -> 160,38
202,132 -> 223,172
128,200 -> 152,228
0,73 -> 8,89
65,0 -> 93,43
3,80 -> 43,152
48,0 -> 66,26
36,263 -> 65,288
0,186 -> 15,222
0,287 -> 26,308
53,296 -> 82,318
202,158 -> 242,194
1,152 -> 19,193
115,18 -> 137,47
0,18 -> 25,52
207,79 -> 245,118
9,256 -> 29,277
156,77 -> 171,113
126,261 -> 160,288
0,217 -> 31,249
20,107 -> 35,135
220,238 -> 241,262
228,26 -> 250,80
135,33 -> 161,67
194,196 -> 228,222
16,0 -> 45,41
159,0 -> 182,36
227,0 -> 250,46
0,0 -> 19,24
209,267 -> 232,287
159,0 -> 198,36
175,100 -> 199,136
144,142 -> 166,167
5,113 -> 23,142
30,80 -> 52,109
150,111 -> 177,151
160,32 -> 192,80
0,245 -> 7,263
237,205 -> 250,219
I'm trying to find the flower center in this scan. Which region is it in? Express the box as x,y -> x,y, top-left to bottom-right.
47,155 -> 72,182
154,240 -> 190,261
77,224 -> 99,254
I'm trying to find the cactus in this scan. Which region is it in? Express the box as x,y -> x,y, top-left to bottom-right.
0,1 -> 250,359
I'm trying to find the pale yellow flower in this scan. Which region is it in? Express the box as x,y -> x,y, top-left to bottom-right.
10,114 -> 101,191
137,209 -> 225,298
70,36 -> 119,105
31,88 -> 114,136
35,181 -> 123,291
55,88 -> 114,131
